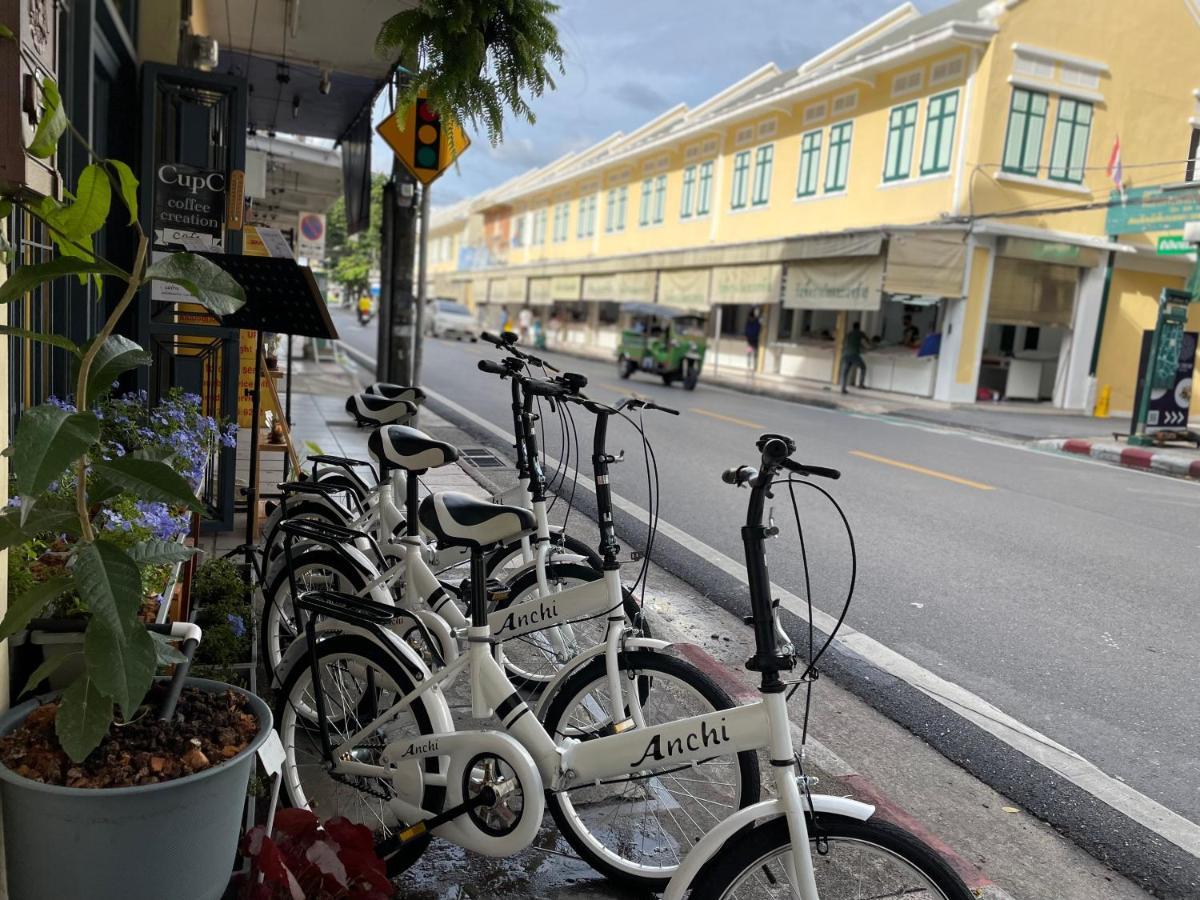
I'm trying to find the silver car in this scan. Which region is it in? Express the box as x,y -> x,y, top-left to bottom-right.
426,299 -> 479,341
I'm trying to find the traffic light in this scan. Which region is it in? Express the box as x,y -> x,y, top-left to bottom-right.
414,99 -> 441,172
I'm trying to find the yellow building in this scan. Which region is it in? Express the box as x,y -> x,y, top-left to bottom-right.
430,0 -> 1200,414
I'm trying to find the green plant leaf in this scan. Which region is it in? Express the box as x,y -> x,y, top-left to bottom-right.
0,575 -> 73,642
19,651 -> 80,699
55,676 -> 112,762
11,404 -> 100,499
0,503 -> 79,550
56,164 -> 112,240
150,632 -> 188,665
91,458 -> 203,513
73,540 -> 143,638
28,78 -> 67,159
0,257 -> 122,303
127,539 -> 198,566
0,197 -> 11,217
85,616 -> 156,719
106,159 -> 139,224
0,325 -> 81,356
0,24 -> 15,41
79,334 -> 150,404
145,254 -> 245,316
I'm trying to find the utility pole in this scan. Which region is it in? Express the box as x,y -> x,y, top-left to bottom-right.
413,182 -> 431,384
380,159 -> 419,384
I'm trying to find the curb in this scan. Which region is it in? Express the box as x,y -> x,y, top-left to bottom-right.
1037,437 -> 1200,480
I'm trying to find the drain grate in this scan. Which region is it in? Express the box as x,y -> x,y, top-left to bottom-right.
459,447 -> 506,468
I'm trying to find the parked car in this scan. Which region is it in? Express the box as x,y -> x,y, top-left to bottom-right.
426,299 -> 479,341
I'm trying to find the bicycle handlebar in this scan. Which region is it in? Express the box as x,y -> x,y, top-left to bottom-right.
477,359 -> 506,375
479,331 -> 560,372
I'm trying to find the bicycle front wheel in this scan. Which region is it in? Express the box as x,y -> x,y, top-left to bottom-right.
690,813 -> 974,900
542,650 -> 760,891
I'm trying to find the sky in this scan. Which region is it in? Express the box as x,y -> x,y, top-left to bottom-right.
369,0 -> 930,208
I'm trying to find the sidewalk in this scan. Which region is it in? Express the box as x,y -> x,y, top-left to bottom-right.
291,350 -> 1146,899
542,339 -> 1200,480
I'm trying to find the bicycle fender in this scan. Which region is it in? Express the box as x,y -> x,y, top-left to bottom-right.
661,795 -> 875,900
532,636 -> 671,719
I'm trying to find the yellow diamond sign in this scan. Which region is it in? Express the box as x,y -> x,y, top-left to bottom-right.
376,96 -> 470,185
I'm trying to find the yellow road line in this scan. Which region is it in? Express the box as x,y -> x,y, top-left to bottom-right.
593,382 -> 632,394
849,450 -> 995,491
689,407 -> 765,430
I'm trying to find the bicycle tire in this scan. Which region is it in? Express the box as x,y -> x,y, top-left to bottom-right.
274,634 -> 444,877
542,650 -> 760,891
260,548 -> 370,677
690,813 -> 974,900
494,562 -> 651,691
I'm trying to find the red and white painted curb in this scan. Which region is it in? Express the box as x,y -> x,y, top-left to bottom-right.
1036,438 -> 1200,479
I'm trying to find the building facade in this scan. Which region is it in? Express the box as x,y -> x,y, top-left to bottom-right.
429,0 -> 1200,415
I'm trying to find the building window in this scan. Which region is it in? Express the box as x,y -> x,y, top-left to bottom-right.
605,188 -> 616,232
1002,88 -> 1048,176
533,208 -> 547,244
652,173 -> 667,223
680,165 -> 697,218
1047,97 -> 1092,183
752,144 -> 774,206
796,129 -> 822,197
606,187 -> 628,232
882,102 -> 918,182
920,90 -> 959,175
696,160 -> 713,215
731,150 -> 751,209
552,202 -> 570,242
616,185 -> 627,230
825,121 -> 853,192
638,178 -> 653,226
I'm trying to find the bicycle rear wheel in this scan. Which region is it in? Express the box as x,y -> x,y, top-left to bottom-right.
541,650 -> 760,891
690,813 -> 974,900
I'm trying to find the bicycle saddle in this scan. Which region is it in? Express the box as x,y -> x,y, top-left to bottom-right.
368,425 -> 459,473
418,491 -> 536,550
346,392 -> 417,427
366,382 -> 427,405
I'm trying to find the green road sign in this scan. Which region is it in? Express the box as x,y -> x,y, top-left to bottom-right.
1156,234 -> 1194,255
1106,185 -> 1200,235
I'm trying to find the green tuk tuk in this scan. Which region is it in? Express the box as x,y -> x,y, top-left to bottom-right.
616,303 -> 708,390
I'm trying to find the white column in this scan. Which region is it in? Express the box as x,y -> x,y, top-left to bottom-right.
1058,262 -> 1106,410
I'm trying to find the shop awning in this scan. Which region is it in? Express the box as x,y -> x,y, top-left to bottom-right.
712,264 -> 783,305
490,276 -> 528,305
783,257 -> 883,311
617,271 -> 656,303
882,233 -> 966,298
658,268 -> 712,311
529,278 -> 553,305
582,274 -> 616,301
550,275 -> 582,303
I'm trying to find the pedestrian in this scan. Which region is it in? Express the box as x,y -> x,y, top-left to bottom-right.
532,317 -> 546,350
744,308 -> 762,370
500,306 -> 513,334
840,321 -> 870,393
517,305 -> 533,342
901,314 -> 920,347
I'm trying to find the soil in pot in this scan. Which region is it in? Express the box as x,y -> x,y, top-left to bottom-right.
0,683 -> 257,788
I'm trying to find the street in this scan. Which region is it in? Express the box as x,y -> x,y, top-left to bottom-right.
334,308 -> 1200,885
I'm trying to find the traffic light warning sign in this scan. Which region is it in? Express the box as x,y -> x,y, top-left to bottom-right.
376,96 -> 470,185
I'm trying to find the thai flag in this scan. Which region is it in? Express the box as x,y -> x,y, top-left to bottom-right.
1107,135 -> 1125,200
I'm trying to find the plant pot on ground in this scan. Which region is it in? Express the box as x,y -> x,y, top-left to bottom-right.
0,678 -> 271,900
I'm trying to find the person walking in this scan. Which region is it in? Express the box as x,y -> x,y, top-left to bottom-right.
744,308 -> 762,371
840,320 -> 870,393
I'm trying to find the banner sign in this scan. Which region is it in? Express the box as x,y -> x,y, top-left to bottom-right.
617,270 -> 656,303
582,274 -> 616,301
783,257 -> 883,311
1105,185 -> 1200,235
550,275 -> 582,301
712,264 -> 782,305
658,268 -> 711,311
528,278 -> 553,306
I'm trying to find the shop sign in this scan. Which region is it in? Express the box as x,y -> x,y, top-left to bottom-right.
1156,234 -> 1193,256
658,268 -> 711,311
154,163 -> 226,239
490,276 -> 527,304
783,257 -> 882,310
582,274 -> 616,301
550,275 -> 582,301
712,264 -> 782,305
616,270 -> 656,303
1106,185 -> 1200,235
529,278 -> 553,305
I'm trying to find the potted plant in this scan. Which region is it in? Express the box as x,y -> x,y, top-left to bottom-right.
0,75 -> 271,900
189,557 -> 254,689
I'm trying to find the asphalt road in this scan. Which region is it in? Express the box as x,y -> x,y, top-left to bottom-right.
335,310 -> 1200,845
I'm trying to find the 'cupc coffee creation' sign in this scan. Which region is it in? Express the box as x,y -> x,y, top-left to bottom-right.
154,164 -> 226,239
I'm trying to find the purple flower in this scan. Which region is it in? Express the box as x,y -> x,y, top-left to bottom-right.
226,613 -> 246,638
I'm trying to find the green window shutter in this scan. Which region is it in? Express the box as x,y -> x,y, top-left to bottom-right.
697,161 -> 713,214
920,90 -> 959,175
618,186 -> 627,229
681,165 -> 696,218
753,144 -> 774,205
797,130 -> 822,196
883,103 -> 917,181
731,151 -> 750,209
639,178 -> 652,226
1048,98 -> 1092,183
825,122 -> 852,192
653,174 -> 667,223
1002,88 -> 1047,176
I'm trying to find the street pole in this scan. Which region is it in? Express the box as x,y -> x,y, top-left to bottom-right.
414,182 -> 431,386
382,159 -> 419,385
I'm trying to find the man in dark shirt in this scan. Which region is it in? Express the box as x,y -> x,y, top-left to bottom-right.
840,321 -> 869,393
744,309 -> 762,369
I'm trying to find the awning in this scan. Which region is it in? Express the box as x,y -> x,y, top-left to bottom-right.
490,276 -> 528,305
658,268 -> 712,311
712,264 -> 782,305
988,257 -> 1078,326
617,271 -> 656,303
882,233 -> 966,298
784,257 -> 883,311
550,275 -> 582,302
529,278 -> 553,305
582,274 -> 616,301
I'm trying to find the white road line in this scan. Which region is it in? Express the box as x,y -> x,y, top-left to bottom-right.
423,382 -> 1200,860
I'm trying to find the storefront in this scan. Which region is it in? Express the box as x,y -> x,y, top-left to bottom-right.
709,264 -> 782,373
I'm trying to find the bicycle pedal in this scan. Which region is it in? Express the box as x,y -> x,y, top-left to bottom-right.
398,822 -> 427,844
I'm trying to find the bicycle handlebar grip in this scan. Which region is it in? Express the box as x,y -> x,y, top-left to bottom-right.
481,332 -> 504,347
794,462 -> 842,481
653,403 -> 680,416
501,331 -> 519,345
477,359 -> 506,375
722,465 -> 755,485
525,379 -> 566,398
